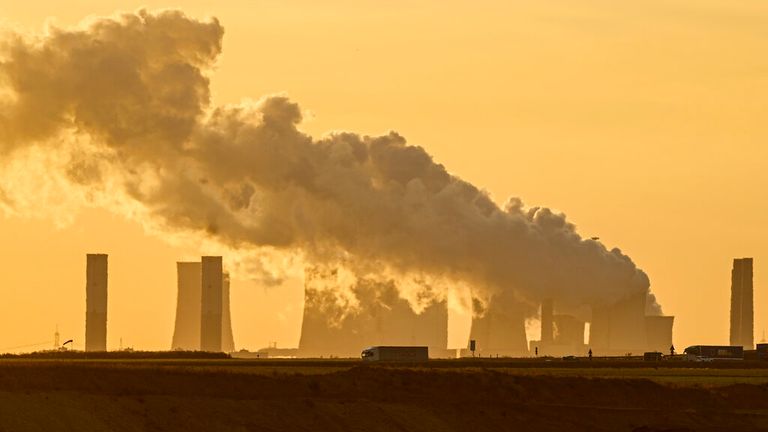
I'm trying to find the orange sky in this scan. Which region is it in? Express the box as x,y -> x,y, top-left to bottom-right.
0,0 -> 766,352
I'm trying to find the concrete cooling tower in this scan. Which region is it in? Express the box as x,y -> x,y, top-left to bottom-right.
529,299 -> 586,357
221,272 -> 236,353
589,292 -> 647,355
645,315 -> 674,353
466,292 -> 529,357
171,262 -> 202,350
171,258 -> 236,352
589,292 -> 675,355
298,267 -> 449,358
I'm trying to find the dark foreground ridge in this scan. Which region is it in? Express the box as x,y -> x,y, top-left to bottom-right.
1,360 -> 767,431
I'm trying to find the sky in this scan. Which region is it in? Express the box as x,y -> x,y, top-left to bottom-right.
0,0 -> 766,352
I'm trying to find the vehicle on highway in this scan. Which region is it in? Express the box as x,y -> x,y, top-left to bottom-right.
361,346 -> 428,362
683,345 -> 743,361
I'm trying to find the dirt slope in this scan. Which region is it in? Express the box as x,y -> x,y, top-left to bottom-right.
0,362 -> 767,431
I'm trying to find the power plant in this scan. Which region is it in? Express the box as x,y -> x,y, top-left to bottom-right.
84,254 -> 763,360
85,254 -> 108,352
730,257 -> 754,349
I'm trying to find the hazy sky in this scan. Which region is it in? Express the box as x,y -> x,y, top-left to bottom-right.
0,0 -> 766,352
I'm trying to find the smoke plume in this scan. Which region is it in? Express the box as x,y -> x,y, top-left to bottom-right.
0,10 -> 660,316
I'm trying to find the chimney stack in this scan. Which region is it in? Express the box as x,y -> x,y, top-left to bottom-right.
85,254 -> 108,352
200,256 -> 223,352
730,258 -> 754,349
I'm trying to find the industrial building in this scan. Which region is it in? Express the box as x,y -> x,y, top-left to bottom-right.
730,257 -> 754,349
200,256 -> 223,352
85,253 -> 108,352
297,267 -> 450,358
172,259 -> 235,352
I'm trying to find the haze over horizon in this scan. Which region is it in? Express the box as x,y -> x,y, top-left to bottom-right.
0,1 -> 765,353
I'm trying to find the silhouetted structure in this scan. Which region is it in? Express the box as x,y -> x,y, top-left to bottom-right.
200,256 -> 223,352
467,292 -> 528,357
590,292 -> 648,355
172,262 -> 236,352
553,314 -> 585,347
171,262 -> 202,350
85,254 -> 108,352
530,299 -> 586,356
221,272 -> 236,352
730,258 -> 754,349
645,315 -> 674,352
298,267 -> 449,358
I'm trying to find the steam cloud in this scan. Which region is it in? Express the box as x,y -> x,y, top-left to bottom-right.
0,10 -> 660,317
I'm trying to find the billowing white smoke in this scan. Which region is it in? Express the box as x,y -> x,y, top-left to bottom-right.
0,9 -> 660,317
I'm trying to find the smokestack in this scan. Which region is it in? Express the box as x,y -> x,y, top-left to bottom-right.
171,262 -> 202,350
541,299 -> 554,343
200,256 -> 223,352
730,258 -> 754,349
221,272 -> 236,352
85,253 -> 108,352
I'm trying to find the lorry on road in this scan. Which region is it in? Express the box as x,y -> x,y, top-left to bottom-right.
683,345 -> 743,361
361,346 -> 428,362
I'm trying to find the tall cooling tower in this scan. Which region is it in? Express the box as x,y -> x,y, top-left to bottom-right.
553,314 -> 585,346
171,262 -> 202,350
468,293 -> 528,357
200,256 -> 223,352
85,254 -> 108,352
730,258 -> 754,349
645,315 -> 674,352
589,292 -> 647,355
298,268 -> 448,357
221,272 -> 236,352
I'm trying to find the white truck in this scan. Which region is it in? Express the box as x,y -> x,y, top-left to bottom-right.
361,346 -> 429,362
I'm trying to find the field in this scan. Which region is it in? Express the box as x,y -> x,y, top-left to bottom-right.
1,358 -> 768,431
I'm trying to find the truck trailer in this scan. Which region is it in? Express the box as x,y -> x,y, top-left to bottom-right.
683,345 -> 744,361
361,346 -> 428,362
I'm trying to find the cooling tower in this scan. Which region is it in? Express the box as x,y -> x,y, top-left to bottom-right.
200,256 -> 223,352
298,267 -> 449,357
645,315 -> 674,352
221,272 -> 236,352
468,293 -> 528,357
589,291 -> 647,355
171,262 -> 202,350
85,254 -> 108,352
730,258 -> 754,349
171,262 -> 235,352
553,314 -> 585,346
